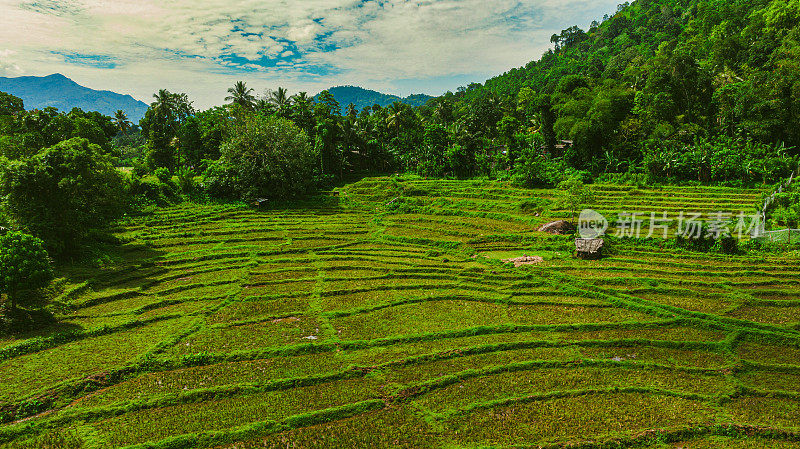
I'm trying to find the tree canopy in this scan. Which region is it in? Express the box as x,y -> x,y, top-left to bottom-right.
0,231 -> 52,312
206,114 -> 318,202
0,138 -> 126,256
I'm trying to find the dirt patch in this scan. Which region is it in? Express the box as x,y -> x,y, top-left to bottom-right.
272,316 -> 301,324
538,220 -> 576,235
502,255 -> 545,267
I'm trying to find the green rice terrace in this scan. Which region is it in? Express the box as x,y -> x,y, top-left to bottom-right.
2,177 -> 800,449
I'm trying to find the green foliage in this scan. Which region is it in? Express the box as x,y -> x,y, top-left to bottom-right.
128,175 -> 179,207
0,107 -> 116,158
210,114 -> 318,201
643,138 -> 797,185
140,90 -> 194,172
766,180 -> 800,229
176,107 -> 227,169
154,167 -> 172,184
555,177 -> 595,222
451,0 -> 800,179
0,138 -> 126,256
417,124 -> 450,177
0,92 -> 24,117
445,144 -> 475,179
225,81 -> 256,110
0,232 -> 52,312
673,222 -> 740,255
513,145 -> 578,187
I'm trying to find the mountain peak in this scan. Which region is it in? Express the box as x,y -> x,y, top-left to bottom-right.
0,73 -> 148,121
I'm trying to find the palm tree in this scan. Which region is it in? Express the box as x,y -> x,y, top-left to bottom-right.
225,81 -> 255,109
269,87 -> 291,110
290,91 -> 310,105
289,92 -> 314,136
433,100 -> 453,126
152,89 -> 173,112
386,102 -> 407,137
113,110 -> 131,133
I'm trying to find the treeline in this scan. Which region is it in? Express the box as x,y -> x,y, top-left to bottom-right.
115,0 -> 800,190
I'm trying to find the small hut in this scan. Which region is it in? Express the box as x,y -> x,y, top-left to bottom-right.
575,238 -> 604,260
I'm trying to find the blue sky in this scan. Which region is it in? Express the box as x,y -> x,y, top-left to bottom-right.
0,0 -> 621,108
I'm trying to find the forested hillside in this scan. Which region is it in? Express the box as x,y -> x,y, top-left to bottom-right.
448,0 -> 800,177
315,86 -> 432,114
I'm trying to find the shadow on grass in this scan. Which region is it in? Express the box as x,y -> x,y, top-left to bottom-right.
0,229 -> 171,339
0,307 -> 84,339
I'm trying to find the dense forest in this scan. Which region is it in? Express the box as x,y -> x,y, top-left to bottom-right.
1,0 -> 799,261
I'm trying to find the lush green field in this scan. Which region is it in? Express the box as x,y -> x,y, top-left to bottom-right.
1,177 -> 799,448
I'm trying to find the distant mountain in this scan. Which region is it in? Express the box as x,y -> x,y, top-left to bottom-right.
0,73 -> 149,122
316,86 -> 433,114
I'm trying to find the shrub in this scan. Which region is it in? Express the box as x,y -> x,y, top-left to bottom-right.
512,148 -> 578,188
128,175 -> 178,207
0,231 -> 53,313
555,177 -> 595,223
154,167 -> 172,184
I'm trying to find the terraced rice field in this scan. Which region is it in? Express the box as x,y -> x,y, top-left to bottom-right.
1,177 -> 798,448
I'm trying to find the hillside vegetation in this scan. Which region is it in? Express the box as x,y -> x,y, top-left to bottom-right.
314,86 -> 433,115
0,178 -> 798,448
454,0 -> 800,173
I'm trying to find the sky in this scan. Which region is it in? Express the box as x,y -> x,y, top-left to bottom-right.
0,0 -> 621,109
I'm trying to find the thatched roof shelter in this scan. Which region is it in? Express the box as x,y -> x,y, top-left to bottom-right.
575,238 -> 604,259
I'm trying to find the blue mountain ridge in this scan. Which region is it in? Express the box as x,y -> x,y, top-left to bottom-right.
0,75 -> 434,121
0,73 -> 149,122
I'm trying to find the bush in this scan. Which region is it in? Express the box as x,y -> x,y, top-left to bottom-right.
200,159 -> 239,200
673,222 -> 739,254
210,115 -> 318,201
0,231 -> 53,313
128,175 -> 178,207
176,166 -> 196,196
512,147 -> 578,188
555,177 -> 595,223
154,167 -> 172,184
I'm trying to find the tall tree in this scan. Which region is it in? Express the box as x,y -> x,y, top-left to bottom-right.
0,138 -> 126,256
113,110 -> 131,133
225,81 -> 256,110
140,90 -> 194,171
269,87 -> 292,117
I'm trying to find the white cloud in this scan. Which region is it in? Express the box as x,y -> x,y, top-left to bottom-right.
0,0 -> 620,108
0,49 -> 24,76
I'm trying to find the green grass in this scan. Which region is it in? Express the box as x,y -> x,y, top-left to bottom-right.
0,177 -> 797,448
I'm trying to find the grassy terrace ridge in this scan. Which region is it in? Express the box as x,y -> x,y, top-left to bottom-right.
1,177 -> 799,449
